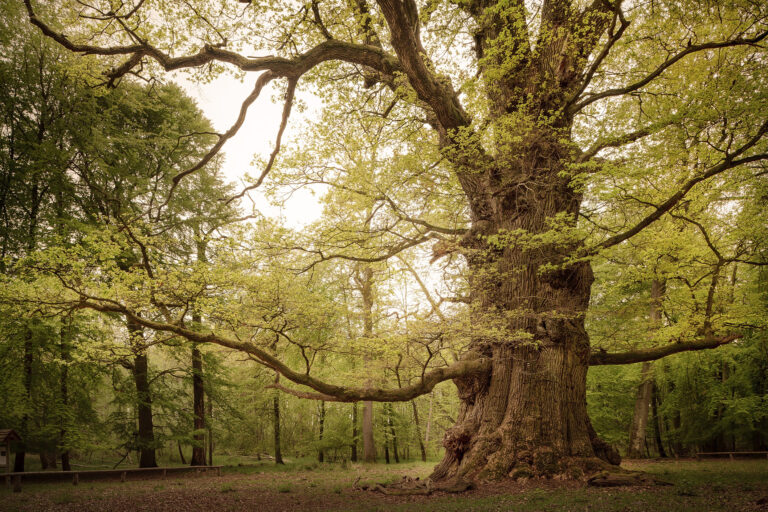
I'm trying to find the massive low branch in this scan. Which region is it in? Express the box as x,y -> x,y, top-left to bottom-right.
77,298 -> 491,402
26,1 -> 400,79
589,334 -> 741,365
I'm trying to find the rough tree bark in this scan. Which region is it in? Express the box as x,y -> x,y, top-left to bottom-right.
15,182 -> 41,473
429,139 -> 620,482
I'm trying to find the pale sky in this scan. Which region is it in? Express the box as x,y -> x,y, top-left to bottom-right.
175,72 -> 323,227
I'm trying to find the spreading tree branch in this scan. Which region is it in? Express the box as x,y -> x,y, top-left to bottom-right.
76,298 -> 491,402
571,29 -> 768,113
589,334 -> 741,365
598,121 -> 768,250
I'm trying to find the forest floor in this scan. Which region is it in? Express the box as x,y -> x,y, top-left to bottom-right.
1,459 -> 767,511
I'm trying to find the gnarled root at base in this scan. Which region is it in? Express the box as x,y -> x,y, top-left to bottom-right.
358,475 -> 476,496
587,470 -> 673,487
358,464 -> 672,497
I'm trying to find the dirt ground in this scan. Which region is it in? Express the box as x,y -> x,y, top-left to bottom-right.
1,459 -> 767,511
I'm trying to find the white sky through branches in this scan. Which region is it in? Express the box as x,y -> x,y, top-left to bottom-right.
176,73 -> 323,228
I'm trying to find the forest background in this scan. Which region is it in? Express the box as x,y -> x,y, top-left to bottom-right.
0,0 -> 766,478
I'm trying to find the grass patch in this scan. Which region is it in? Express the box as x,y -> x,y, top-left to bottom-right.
52,492 -> 78,505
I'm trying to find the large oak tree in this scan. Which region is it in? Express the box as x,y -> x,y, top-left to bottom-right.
22,0 -> 768,485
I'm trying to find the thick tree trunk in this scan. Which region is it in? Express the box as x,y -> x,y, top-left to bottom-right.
128,320 -> 157,468
351,402 -> 358,462
190,342 -> 206,466
430,145 -> 620,483
273,391 -> 284,464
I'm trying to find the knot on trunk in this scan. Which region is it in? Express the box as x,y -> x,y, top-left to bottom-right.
540,260 -> 594,293
442,424 -> 474,457
453,351 -> 490,403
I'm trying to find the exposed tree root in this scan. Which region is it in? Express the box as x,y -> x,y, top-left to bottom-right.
587,470 -> 673,487
356,476 -> 475,495
356,463 -> 672,496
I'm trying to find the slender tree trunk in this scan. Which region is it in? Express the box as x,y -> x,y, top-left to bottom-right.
627,280 -> 664,458
177,441 -> 187,464
384,422 -> 390,464
387,404 -> 400,463
190,342 -> 206,466
273,391 -> 284,464
651,381 -> 666,458
59,320 -> 71,471
318,401 -> 325,463
627,362 -> 654,458
356,265 -> 377,463
424,391 -> 433,452
207,396 -> 213,466
14,328 -> 34,473
671,411 -> 683,456
351,402 -> 358,462
363,401 -> 375,463
40,452 -> 57,470
128,320 -> 157,468
411,400 -> 427,462
191,237 -> 208,466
